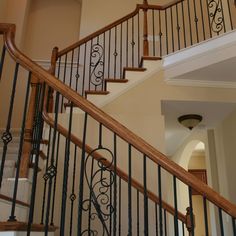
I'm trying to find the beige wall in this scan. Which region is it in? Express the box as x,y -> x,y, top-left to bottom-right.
214,109 -> 236,205
24,0 -> 82,59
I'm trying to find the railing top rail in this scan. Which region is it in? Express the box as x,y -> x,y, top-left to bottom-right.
1,23 -> 236,218
57,1 -> 185,57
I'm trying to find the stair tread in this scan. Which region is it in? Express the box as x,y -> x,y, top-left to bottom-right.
105,79 -> 128,83
141,56 -> 162,61
123,67 -> 147,72
85,90 -> 110,95
0,221 -> 58,232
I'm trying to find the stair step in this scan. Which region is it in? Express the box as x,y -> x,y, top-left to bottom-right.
0,221 -> 58,232
105,79 -> 128,83
140,56 -> 162,67
123,67 -> 147,78
85,90 -> 109,98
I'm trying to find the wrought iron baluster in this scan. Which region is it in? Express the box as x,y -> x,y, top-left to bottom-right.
69,145 -> 78,235
173,176 -> 179,235
40,126 -> 52,224
114,26 -> 118,79
143,154 -> 149,235
82,43 -> 87,97
113,134 -> 117,235
226,0 -> 233,30
126,20 -> 129,67
59,102 -> 74,236
78,113 -> 88,234
60,54 -> 67,112
8,71 -> 31,221
138,13 -> 140,65
193,0 -> 199,43
137,190 -> 140,236
75,46 -> 80,93
87,157 -> 95,234
200,0 -> 206,40
152,10 -> 156,56
165,9 -> 169,55
182,222 -> 185,236
155,203 -> 159,236
128,144 -> 132,235
158,165 -> 163,236
159,10 -> 162,57
219,208 -> 224,236
120,23 -> 123,79
69,49 -> 74,88
108,30 -> 111,79
170,7 -> 175,52
0,45 -> 6,80
118,177 -> 122,236
27,83 -> 45,235
203,196 -> 209,236
89,39 -> 93,91
50,132 -> 61,226
0,63 -> 19,188
188,187 -> 195,236
176,4 -> 181,50
131,17 -> 135,67
181,1 -> 187,48
187,0 -> 193,45
232,217 -> 236,235
164,209 -> 167,236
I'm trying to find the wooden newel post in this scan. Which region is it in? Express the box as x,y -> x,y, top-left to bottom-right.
143,0 -> 149,56
185,207 -> 195,236
19,76 -> 40,178
48,47 -> 58,112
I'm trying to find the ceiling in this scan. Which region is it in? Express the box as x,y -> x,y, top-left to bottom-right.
161,100 -> 236,156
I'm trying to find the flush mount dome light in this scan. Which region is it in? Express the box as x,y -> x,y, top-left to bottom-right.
178,114 -> 203,130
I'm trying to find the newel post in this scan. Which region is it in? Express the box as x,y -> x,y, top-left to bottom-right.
19,76 -> 40,178
143,0 -> 149,56
48,46 -> 58,112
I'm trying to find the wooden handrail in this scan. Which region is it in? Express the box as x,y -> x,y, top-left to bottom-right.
56,1 -> 185,57
0,194 -> 29,208
42,112 -> 186,223
1,23 -> 236,218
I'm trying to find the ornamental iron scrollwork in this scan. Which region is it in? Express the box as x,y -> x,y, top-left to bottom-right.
81,147 -> 115,235
208,0 -> 224,33
90,44 -> 104,87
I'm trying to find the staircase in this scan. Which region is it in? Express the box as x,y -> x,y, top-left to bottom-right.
0,0 -> 236,235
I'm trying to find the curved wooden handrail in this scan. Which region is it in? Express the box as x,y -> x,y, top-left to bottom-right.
57,1 -> 185,57
42,112 -> 186,223
1,23 -> 236,218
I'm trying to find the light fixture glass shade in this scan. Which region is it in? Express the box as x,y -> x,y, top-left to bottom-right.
178,114 -> 202,130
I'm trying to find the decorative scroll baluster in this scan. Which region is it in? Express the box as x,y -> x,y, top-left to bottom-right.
208,0 -> 225,34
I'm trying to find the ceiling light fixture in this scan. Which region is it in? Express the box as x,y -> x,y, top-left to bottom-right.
178,114 -> 203,130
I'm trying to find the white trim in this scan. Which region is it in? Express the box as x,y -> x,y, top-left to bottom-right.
163,30 -> 236,81
165,78 -> 236,89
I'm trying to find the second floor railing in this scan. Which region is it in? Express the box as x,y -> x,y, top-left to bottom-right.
50,0 -> 235,99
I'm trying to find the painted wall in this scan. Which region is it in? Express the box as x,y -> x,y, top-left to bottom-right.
23,0 -> 82,59
214,109 -> 236,204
